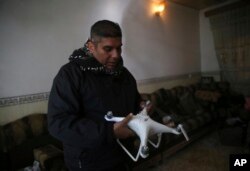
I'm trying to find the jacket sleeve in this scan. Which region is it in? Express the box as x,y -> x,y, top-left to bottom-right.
47,65 -> 115,149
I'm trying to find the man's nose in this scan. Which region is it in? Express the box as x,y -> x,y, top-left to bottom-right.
111,49 -> 121,59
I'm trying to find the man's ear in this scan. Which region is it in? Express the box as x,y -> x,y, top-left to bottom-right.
87,41 -> 95,53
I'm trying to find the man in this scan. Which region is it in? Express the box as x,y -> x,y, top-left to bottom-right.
48,20 -> 143,171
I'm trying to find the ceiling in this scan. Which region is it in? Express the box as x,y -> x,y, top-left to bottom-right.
168,0 -> 230,10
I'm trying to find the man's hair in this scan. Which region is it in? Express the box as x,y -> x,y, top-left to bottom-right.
90,20 -> 122,42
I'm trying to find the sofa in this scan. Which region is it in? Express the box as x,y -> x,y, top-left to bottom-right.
133,79 -> 249,170
0,114 -> 64,171
1,78 -> 249,171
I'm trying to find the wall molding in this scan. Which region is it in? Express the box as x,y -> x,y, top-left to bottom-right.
137,72 -> 201,85
201,70 -> 220,75
0,92 -> 50,107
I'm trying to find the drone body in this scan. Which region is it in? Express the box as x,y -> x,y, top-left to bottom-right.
104,103 -> 189,161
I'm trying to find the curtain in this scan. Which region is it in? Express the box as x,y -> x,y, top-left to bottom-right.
209,4 -> 250,96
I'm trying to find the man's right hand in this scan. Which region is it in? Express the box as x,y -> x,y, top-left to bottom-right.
113,113 -> 135,139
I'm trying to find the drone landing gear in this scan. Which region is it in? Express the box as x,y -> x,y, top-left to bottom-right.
116,134 -> 162,162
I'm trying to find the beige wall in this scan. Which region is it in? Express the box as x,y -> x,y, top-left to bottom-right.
138,73 -> 201,93
0,101 -> 48,125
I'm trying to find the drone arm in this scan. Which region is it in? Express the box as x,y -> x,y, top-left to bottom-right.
151,120 -> 180,135
104,115 -> 124,122
150,120 -> 189,141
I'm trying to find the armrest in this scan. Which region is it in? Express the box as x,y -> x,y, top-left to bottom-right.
33,144 -> 63,170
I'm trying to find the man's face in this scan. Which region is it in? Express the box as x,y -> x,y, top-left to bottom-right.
89,37 -> 122,71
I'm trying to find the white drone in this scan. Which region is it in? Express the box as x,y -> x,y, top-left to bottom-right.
104,101 -> 189,162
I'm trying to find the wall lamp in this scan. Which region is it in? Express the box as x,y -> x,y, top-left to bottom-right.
153,0 -> 166,16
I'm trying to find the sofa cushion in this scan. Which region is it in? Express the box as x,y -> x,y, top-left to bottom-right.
0,113 -> 62,170
2,114 -> 47,150
179,92 -> 204,116
154,107 -> 184,124
195,90 -> 221,102
181,112 -> 213,133
34,144 -> 63,170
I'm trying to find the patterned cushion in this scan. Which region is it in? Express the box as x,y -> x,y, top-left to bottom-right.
33,144 -> 63,169
195,90 -> 221,102
150,87 -> 215,135
179,92 -> 204,116
181,112 -> 213,133
1,114 -> 47,151
0,114 -> 62,170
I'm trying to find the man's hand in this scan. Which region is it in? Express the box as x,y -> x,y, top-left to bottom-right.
113,113 -> 135,139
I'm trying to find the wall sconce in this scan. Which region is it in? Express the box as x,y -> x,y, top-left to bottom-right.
153,1 -> 166,16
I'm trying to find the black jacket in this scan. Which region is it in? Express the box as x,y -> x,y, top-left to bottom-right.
48,48 -> 141,170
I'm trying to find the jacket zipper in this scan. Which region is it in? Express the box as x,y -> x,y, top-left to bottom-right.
78,160 -> 82,168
